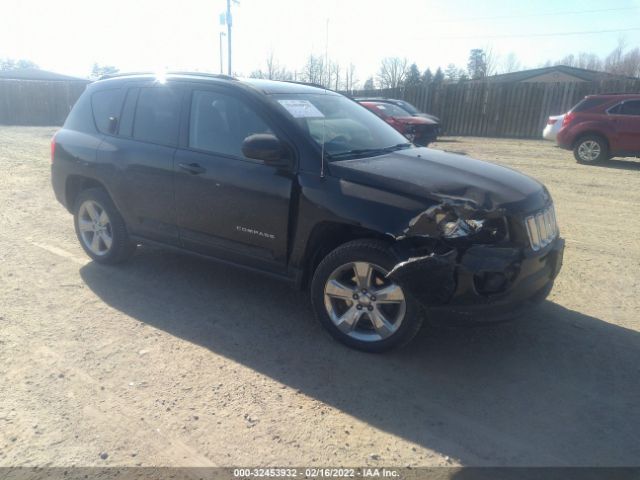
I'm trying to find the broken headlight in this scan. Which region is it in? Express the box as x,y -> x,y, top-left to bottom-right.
440,217 -> 508,243
441,219 -> 485,238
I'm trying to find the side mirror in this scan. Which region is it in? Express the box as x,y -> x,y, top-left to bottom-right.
241,133 -> 291,167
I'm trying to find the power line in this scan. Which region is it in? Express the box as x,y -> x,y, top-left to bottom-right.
447,5 -> 640,22
440,26 -> 640,40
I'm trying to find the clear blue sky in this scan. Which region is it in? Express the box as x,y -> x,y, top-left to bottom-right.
1,0 -> 639,82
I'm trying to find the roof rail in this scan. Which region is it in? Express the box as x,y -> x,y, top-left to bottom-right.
281,80 -> 329,90
98,71 -> 153,80
98,71 -> 237,81
169,71 -> 237,81
588,92 -> 639,96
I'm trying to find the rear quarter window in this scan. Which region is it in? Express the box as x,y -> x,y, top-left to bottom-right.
91,88 -> 125,134
63,89 -> 94,133
570,97 -> 612,113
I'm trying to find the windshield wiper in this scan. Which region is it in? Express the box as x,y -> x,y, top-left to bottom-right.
328,143 -> 413,160
381,142 -> 413,152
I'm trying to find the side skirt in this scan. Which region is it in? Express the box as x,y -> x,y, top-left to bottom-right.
130,235 -> 302,287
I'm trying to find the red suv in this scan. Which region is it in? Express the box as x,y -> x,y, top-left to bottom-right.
556,94 -> 640,164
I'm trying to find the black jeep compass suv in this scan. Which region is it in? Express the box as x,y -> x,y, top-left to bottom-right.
51,73 -> 564,352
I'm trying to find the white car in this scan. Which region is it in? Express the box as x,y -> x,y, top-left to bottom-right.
543,114 -> 564,141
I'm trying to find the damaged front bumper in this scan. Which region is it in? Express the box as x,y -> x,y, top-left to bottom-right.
388,236 -> 565,323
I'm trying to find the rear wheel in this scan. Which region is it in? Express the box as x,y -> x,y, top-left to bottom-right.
73,188 -> 136,264
311,240 -> 424,352
573,136 -> 608,164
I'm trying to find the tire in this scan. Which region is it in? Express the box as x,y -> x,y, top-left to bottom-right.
573,135 -> 608,164
73,187 -> 136,264
310,239 -> 424,353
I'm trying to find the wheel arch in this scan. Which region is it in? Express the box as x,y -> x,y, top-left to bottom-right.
298,221 -> 392,290
65,175 -> 109,213
572,131 -> 610,150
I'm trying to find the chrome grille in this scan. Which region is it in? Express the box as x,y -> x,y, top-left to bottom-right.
525,205 -> 558,251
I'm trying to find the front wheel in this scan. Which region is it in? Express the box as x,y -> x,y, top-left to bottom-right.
573,136 -> 608,164
310,240 -> 424,352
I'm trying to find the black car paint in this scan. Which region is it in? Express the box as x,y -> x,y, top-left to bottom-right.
52,74 -> 563,319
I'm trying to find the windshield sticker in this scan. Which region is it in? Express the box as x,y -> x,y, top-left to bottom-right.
277,99 -> 324,118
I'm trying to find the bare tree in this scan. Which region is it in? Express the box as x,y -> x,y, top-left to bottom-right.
376,57 -> 408,89
604,38 -> 627,74
502,52 -> 521,73
300,54 -> 327,86
265,50 -> 278,79
621,47 -> 640,77
556,52 -> 602,71
557,53 -> 576,67
577,52 -> 602,71
343,63 -> 357,92
331,62 -> 341,90
250,52 -> 294,81
484,46 -> 499,77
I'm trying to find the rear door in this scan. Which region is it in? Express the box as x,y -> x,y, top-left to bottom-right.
611,100 -> 640,153
173,87 -> 295,273
97,83 -> 183,245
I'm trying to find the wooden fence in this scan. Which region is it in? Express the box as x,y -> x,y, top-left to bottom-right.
0,79 -> 88,126
346,79 -> 640,138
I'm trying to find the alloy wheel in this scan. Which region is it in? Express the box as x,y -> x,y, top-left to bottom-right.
77,200 -> 113,256
323,261 -> 406,342
578,140 -> 601,162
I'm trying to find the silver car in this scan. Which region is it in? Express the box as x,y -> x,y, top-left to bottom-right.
542,114 -> 564,141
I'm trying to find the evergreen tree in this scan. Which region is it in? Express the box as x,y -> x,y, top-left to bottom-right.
433,67 -> 445,84
421,68 -> 433,85
404,63 -> 421,87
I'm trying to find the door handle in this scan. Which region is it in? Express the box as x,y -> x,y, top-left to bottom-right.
178,162 -> 206,175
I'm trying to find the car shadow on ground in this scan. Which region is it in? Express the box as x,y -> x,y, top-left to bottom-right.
80,247 -> 640,466
593,158 -> 640,171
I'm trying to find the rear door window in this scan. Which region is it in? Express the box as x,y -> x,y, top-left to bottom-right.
620,100 -> 640,116
133,87 -> 181,146
91,88 -> 125,134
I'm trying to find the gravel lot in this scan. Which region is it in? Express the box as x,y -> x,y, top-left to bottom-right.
1,127 -> 639,467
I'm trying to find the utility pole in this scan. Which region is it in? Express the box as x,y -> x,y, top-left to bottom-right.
219,31 -> 226,74
226,0 -> 232,75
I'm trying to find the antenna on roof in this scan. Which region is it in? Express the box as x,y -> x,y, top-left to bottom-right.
320,17 -> 329,179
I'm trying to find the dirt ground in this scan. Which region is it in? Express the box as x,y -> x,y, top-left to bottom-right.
1,127 -> 639,468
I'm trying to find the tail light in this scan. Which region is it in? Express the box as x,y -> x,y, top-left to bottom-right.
50,133 -> 57,163
562,112 -> 574,127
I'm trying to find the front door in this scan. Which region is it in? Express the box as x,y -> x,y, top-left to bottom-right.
613,100 -> 640,153
173,88 -> 294,273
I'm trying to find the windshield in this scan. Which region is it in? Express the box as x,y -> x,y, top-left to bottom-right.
395,100 -> 419,115
272,93 -> 411,160
369,102 -> 412,117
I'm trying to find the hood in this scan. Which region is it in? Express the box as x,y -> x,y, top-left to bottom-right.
328,147 -> 548,214
393,116 -> 437,125
414,113 -> 441,123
